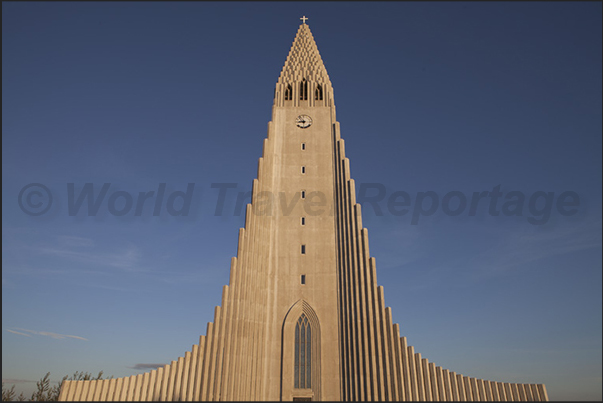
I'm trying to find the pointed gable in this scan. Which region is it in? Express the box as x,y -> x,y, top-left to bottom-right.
274,24 -> 334,107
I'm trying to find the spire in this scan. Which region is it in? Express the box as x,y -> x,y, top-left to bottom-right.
274,22 -> 333,107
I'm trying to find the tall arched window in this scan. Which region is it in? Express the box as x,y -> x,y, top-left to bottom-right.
294,313 -> 312,388
285,84 -> 293,101
299,79 -> 308,101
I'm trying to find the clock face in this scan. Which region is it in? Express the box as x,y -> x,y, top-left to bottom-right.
296,115 -> 313,128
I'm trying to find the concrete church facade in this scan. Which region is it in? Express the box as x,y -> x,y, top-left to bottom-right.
58,21 -> 548,401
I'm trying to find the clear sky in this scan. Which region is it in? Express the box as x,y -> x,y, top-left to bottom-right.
2,2 -> 601,401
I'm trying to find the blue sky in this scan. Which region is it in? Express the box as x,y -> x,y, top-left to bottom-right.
2,2 -> 601,400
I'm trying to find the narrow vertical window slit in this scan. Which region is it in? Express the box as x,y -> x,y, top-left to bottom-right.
299,79 -> 308,100
315,84 -> 323,101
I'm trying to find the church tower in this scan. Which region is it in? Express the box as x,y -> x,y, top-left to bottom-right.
58,19 -> 549,402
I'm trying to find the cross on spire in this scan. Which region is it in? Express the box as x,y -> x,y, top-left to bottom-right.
300,15 -> 308,24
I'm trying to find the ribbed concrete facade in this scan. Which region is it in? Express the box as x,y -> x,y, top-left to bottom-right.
58,22 -> 548,401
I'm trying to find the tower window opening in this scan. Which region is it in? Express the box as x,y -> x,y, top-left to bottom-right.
301,143 -> 306,150
299,79 -> 308,101
301,217 -> 305,225
301,275 -> 306,285
294,314 -> 311,388
301,245 -> 306,254
301,191 -> 306,199
315,84 -> 323,101
285,84 -> 292,101
301,166 -> 305,174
